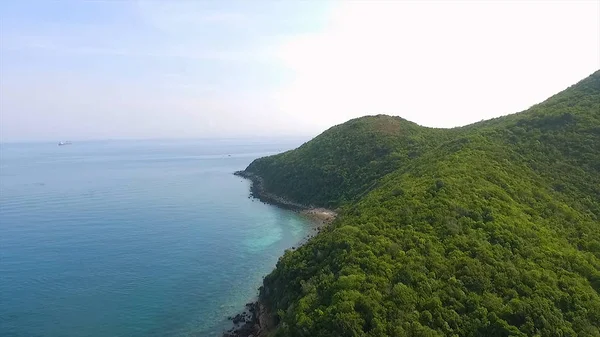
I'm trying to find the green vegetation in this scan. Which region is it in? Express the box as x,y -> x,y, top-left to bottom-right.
245,116 -> 451,208
243,71 -> 600,336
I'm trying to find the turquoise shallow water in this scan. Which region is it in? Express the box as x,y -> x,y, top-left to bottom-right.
0,139 -> 311,337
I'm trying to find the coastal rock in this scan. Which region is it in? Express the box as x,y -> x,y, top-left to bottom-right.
222,301 -> 273,337
232,313 -> 245,324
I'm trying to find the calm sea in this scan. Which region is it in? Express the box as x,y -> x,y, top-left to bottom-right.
0,139 -> 312,337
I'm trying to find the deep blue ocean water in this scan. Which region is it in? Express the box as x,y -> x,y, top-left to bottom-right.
0,139 -> 312,337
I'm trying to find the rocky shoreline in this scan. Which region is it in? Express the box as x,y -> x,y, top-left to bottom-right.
222,302 -> 274,337
223,170 -> 337,337
233,170 -> 308,211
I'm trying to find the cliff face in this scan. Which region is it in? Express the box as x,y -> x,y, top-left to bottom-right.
241,71 -> 600,336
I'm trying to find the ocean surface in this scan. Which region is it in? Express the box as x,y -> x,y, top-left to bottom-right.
0,139 -> 313,337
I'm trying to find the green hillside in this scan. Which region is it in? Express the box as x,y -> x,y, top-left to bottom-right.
244,116 -> 450,207
242,71 -> 600,336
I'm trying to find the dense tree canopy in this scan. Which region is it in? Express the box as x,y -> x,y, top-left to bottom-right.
245,116 -> 450,208
243,71 -> 600,336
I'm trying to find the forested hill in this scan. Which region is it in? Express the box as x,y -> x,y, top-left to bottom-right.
244,115 -> 450,207
241,70 -> 600,336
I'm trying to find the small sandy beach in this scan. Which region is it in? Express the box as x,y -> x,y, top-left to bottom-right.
300,208 -> 337,226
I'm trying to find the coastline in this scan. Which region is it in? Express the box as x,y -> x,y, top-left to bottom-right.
224,171 -> 337,337
300,208 -> 337,226
233,170 -> 308,211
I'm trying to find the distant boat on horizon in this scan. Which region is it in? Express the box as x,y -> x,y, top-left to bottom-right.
58,141 -> 72,146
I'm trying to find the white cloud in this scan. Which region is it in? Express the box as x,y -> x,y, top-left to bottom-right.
135,0 -> 247,32
274,1 -> 600,129
1,40 -> 268,62
1,1 -> 598,141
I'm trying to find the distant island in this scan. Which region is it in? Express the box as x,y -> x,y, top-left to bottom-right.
228,70 -> 600,337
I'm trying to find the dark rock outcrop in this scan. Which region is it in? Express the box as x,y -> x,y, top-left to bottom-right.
222,301 -> 273,337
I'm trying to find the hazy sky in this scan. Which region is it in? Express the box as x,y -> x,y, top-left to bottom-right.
1,0 -> 599,142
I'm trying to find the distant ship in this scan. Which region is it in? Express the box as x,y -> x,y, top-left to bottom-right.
58,141 -> 72,146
